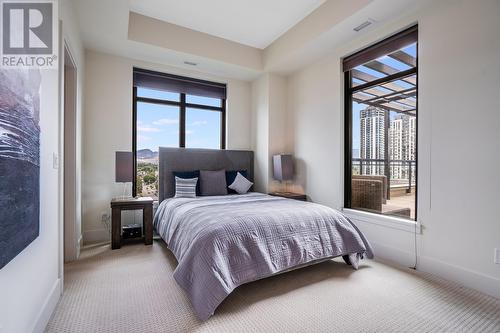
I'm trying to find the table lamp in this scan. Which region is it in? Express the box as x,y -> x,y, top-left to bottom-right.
273,154 -> 294,193
115,151 -> 133,199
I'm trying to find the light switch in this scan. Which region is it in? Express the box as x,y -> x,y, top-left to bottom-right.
53,152 -> 59,169
495,248 -> 500,265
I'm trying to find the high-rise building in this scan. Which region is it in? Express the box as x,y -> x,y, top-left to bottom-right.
359,106 -> 416,180
360,106 -> 386,175
389,114 -> 416,180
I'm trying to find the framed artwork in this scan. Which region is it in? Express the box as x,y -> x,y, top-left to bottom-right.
0,69 -> 41,269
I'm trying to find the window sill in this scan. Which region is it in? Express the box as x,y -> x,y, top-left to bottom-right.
342,208 -> 421,234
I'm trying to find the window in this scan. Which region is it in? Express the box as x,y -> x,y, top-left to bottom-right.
344,26 -> 418,220
133,68 -> 226,199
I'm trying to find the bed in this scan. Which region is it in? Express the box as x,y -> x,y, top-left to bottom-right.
154,148 -> 373,320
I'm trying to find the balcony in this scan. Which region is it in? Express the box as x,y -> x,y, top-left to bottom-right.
351,158 -> 416,220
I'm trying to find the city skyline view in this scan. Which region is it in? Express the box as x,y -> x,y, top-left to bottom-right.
351,43 -> 416,154
356,106 -> 416,181
348,40 -> 417,220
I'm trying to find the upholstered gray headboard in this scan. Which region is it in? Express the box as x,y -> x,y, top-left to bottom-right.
158,147 -> 254,202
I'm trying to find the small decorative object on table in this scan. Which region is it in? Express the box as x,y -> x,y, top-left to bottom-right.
110,197 -> 153,249
122,223 -> 142,239
269,192 -> 307,201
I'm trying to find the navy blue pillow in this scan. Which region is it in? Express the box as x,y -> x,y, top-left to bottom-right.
173,170 -> 201,196
226,170 -> 248,194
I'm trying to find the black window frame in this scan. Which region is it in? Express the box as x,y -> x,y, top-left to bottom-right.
343,25 -> 418,221
132,68 -> 226,197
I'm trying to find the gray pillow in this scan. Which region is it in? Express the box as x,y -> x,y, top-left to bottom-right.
174,176 -> 198,198
200,170 -> 228,196
228,172 -> 253,194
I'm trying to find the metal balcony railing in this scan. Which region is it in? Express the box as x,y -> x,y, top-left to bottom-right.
352,158 -> 416,196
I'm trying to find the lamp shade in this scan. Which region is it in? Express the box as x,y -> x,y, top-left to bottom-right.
115,151 -> 133,183
273,154 -> 294,181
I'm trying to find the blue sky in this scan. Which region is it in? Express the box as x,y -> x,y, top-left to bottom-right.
352,43 -> 416,155
137,43 -> 416,155
137,89 -> 221,151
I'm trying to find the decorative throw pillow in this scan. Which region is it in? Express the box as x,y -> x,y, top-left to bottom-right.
174,176 -> 198,198
226,170 -> 248,194
173,170 -> 201,195
200,169 -> 228,196
228,172 -> 253,194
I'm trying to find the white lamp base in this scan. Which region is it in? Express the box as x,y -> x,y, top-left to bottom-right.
116,182 -> 134,200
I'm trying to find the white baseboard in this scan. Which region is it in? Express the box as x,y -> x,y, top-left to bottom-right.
31,278 -> 61,333
349,213 -> 499,300
418,255 -> 500,299
83,227 -> 109,245
369,241 -> 499,300
77,235 -> 82,258
370,241 -> 415,268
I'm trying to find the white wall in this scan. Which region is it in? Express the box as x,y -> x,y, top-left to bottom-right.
286,0 -> 500,298
0,1 -> 85,332
287,56 -> 342,205
267,75 -> 289,192
415,0 -> 500,297
251,75 -> 270,193
82,50 -> 252,244
251,73 -> 290,193
61,0 -> 85,261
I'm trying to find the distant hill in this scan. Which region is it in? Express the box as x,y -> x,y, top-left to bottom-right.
137,149 -> 158,159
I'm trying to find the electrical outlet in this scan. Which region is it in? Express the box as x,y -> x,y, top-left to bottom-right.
495,248 -> 500,265
101,212 -> 111,234
101,212 -> 110,223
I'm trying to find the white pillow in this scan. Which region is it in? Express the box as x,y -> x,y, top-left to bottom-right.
228,172 -> 253,194
174,176 -> 198,198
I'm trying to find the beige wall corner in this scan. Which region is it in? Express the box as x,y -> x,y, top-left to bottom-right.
251,73 -> 292,194
263,0 -> 371,72
128,12 -> 263,72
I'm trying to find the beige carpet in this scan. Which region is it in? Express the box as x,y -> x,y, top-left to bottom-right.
46,240 -> 500,333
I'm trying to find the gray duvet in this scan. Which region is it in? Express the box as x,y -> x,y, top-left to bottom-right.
154,192 -> 373,320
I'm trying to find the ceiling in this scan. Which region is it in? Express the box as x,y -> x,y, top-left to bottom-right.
129,0 -> 326,49
72,0 -> 432,81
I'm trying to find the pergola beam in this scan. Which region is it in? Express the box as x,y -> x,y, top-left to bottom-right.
379,101 -> 414,112
353,88 -> 416,110
353,97 -> 416,115
387,50 -> 416,67
351,65 -> 418,115
364,60 -> 399,75
360,87 -> 416,108
363,60 -> 416,86
362,87 -> 416,103
351,68 -> 416,93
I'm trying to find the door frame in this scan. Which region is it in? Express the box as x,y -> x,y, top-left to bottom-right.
62,41 -> 79,262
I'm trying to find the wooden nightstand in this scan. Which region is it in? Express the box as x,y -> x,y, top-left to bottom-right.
269,192 -> 307,201
110,197 -> 153,250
